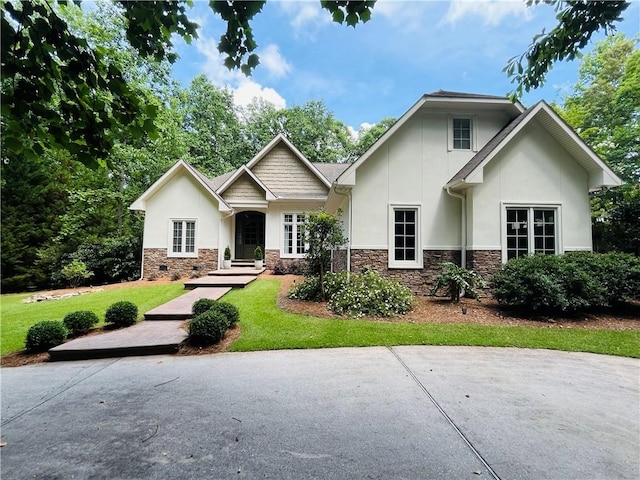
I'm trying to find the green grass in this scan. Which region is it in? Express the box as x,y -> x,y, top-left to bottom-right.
1,283 -> 185,355
225,279 -> 640,358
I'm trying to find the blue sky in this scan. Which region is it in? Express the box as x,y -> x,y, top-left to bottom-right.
172,0 -> 639,133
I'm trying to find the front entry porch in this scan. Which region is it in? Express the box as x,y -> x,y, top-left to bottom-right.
234,211 -> 265,260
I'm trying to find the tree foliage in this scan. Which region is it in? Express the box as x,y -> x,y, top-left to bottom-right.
506,1 -> 630,97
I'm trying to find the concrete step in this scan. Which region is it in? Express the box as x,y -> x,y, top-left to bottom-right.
49,321 -> 188,362
144,287 -> 231,320
207,267 -> 265,277
184,275 -> 258,290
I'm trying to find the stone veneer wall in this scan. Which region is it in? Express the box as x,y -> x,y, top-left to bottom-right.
466,250 -> 502,280
265,249 -> 305,272
350,249 -> 461,296
143,248 -> 218,279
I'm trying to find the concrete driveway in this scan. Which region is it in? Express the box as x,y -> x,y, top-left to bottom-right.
1,346 -> 638,479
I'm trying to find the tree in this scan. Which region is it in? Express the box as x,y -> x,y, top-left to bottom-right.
350,117 -> 396,160
303,210 -> 347,301
555,34 -> 639,254
243,99 -> 354,162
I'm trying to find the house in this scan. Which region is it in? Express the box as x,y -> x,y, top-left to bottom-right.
130,91 -> 621,294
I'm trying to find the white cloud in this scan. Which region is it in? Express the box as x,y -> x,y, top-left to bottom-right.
347,122 -> 375,141
195,37 -> 286,110
442,0 -> 531,26
260,44 -> 293,78
277,1 -> 331,38
374,0 -> 433,32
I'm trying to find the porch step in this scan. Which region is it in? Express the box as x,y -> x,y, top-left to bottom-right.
231,260 -> 255,267
208,266 -> 265,277
184,275 -> 258,290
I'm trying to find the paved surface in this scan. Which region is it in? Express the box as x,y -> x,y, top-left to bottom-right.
2,346 -> 638,479
207,267 -> 266,276
183,275 -> 257,290
144,287 -> 231,320
48,321 -> 188,361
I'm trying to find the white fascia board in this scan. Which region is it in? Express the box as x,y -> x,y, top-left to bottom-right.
426,96 -> 525,114
246,133 -> 331,188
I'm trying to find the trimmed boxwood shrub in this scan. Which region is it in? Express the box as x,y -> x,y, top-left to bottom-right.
105,301 -> 138,328
210,302 -> 240,326
491,252 -> 640,311
26,320 -> 68,352
63,310 -> 99,336
192,298 -> 217,317
188,310 -> 228,345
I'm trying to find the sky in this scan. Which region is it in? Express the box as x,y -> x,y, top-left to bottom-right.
171,0 -> 639,134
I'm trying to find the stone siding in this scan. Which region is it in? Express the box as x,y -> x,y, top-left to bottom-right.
266,249 -> 305,273
143,248 -> 218,279
466,250 -> 502,280
350,249 -> 461,296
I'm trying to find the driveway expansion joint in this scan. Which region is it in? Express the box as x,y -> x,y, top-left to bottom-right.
389,347 -> 502,480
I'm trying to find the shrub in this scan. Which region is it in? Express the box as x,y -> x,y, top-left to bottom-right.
60,259 -> 94,288
192,298 -> 217,317
25,321 -> 68,352
171,272 -> 181,281
210,302 -> 240,326
288,276 -> 322,301
328,270 -> 414,318
254,246 -> 263,260
323,271 -> 350,298
491,252 -> 640,311
105,301 -> 138,328
224,246 -> 231,261
63,310 -> 99,336
430,262 -> 486,302
188,310 -> 228,345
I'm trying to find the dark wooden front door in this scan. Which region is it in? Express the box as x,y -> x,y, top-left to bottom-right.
234,211 -> 265,260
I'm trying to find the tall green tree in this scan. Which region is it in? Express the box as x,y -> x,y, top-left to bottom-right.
350,117 -> 396,160
555,34 -> 639,254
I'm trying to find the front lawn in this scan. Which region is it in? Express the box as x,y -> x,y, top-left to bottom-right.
224,279 -> 640,358
1,283 -> 185,356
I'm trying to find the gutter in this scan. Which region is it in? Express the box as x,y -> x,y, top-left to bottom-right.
445,186 -> 466,268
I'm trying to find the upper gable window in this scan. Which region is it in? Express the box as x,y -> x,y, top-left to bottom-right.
448,116 -> 478,152
452,118 -> 472,150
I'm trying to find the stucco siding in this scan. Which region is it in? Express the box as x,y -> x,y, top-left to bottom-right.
252,145 -> 328,196
222,174 -> 265,202
469,121 -> 592,251
142,171 -> 221,250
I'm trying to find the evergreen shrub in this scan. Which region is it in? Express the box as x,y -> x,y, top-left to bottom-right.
105,301 -> 138,328
188,310 -> 228,345
192,298 -> 217,317
63,310 -> 99,336
210,302 -> 240,326
25,321 -> 68,352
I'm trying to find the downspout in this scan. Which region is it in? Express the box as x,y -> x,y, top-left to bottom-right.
445,187 -> 466,268
333,185 -> 352,274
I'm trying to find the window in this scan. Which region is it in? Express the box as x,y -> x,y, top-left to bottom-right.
389,206 -> 422,268
283,213 -> 305,256
170,220 -> 196,257
505,207 -> 557,260
452,118 -> 472,150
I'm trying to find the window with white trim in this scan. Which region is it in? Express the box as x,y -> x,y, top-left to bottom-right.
452,118 -> 471,150
283,213 -> 306,256
389,205 -> 422,268
505,207 -> 557,260
170,220 -> 196,257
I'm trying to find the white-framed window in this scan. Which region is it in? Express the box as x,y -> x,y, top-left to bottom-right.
448,116 -> 476,151
169,219 -> 197,257
389,205 -> 422,269
504,206 -> 558,261
283,213 -> 306,257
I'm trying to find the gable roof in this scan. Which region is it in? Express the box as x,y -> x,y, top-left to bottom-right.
246,134 -> 332,189
445,101 -> 622,191
129,159 -> 231,212
335,91 -> 524,186
313,162 -> 350,183
217,165 -> 277,201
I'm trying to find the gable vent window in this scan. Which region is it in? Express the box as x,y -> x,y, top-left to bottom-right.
169,220 -> 197,257
505,207 -> 557,260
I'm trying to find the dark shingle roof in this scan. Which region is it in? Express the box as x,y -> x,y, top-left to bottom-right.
448,102 -> 538,185
313,162 -> 350,183
427,90 -> 510,101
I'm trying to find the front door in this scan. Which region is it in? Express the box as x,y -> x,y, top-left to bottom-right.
234,211 -> 265,260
